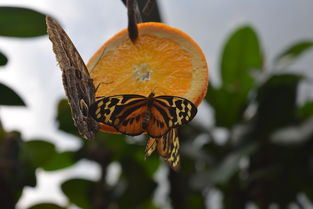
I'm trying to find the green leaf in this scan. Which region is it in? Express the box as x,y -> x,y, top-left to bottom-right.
275,41 -> 313,66
221,25 -> 263,93
42,151 -> 76,171
61,179 -> 95,209
210,143 -> 257,184
206,84 -> 247,127
208,26 -> 263,127
28,203 -> 65,209
22,140 -> 56,167
0,51 -> 8,66
256,74 -> 303,133
0,7 -> 47,37
0,83 -> 25,106
297,101 -> 313,120
118,158 -> 157,208
56,99 -> 78,136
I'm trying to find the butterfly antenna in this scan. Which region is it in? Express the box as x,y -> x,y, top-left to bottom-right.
151,87 -> 158,96
94,81 -> 113,100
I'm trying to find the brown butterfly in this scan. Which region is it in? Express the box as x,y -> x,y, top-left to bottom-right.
89,92 -> 197,138
46,16 -> 98,139
145,128 -> 180,171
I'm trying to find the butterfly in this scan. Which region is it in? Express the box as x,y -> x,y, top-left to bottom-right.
145,128 -> 180,171
46,16 -> 99,139
89,92 -> 197,138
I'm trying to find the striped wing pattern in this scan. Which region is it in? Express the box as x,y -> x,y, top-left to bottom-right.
89,93 -> 197,138
154,96 -> 197,128
90,95 -> 147,136
145,128 -> 180,171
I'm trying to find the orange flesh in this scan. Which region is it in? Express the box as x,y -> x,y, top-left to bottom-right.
90,34 -> 193,97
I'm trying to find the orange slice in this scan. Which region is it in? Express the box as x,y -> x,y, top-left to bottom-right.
87,22 -> 208,134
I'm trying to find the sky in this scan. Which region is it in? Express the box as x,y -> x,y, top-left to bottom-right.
0,0 -> 313,208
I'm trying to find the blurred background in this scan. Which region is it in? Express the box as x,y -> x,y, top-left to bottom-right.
1,0 -> 313,209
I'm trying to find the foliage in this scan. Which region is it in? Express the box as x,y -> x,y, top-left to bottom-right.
1,3 -> 313,209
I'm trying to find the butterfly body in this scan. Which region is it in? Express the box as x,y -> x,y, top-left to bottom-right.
90,92 -> 197,138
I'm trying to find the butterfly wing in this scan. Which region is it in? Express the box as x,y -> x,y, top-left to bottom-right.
89,94 -> 148,136
46,16 -> 98,140
146,102 -> 172,137
145,128 -> 180,171
144,96 -> 197,137
162,128 -> 180,171
145,137 -> 157,159
154,96 -> 197,128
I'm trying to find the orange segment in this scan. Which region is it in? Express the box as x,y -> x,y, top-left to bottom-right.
87,22 -> 208,134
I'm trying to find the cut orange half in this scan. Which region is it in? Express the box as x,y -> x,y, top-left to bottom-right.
87,22 -> 208,134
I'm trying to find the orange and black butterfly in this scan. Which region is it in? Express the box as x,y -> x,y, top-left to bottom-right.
89,93 -> 197,138
145,128 -> 181,171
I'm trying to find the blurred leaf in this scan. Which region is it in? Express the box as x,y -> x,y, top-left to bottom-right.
0,7 -> 47,37
256,74 -> 303,133
0,51 -> 8,66
206,84 -> 247,127
186,194 -> 205,209
221,25 -> 263,92
0,83 -> 25,106
133,143 -> 160,177
42,151 -> 76,171
28,203 -> 65,209
56,99 -> 78,136
275,41 -> 313,66
97,133 -> 127,161
211,143 -> 257,184
208,26 -> 263,127
297,101 -> 313,120
118,158 -> 157,208
22,140 -> 55,167
61,178 -> 95,209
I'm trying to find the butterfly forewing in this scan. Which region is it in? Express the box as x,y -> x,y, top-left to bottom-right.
90,95 -> 147,135
146,104 -> 171,138
46,16 -> 98,140
155,96 -> 197,128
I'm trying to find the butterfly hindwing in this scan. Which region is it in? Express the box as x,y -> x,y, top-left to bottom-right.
145,128 -> 181,171
145,137 -> 157,159
164,128 -> 180,171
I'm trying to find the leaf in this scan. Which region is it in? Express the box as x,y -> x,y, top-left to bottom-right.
28,203 -> 66,209
42,151 -> 76,171
206,83 -> 247,127
210,143 -> 257,184
61,178 -> 95,209
275,41 -> 313,66
221,25 -> 263,93
208,26 -> 263,127
297,101 -> 313,120
56,99 -> 79,136
0,51 -> 8,66
256,74 -> 303,133
0,83 -> 26,106
22,140 -> 56,167
118,158 -> 157,208
0,7 -> 47,37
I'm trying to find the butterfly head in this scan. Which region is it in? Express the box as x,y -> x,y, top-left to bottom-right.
148,92 -> 155,98
149,87 -> 159,97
